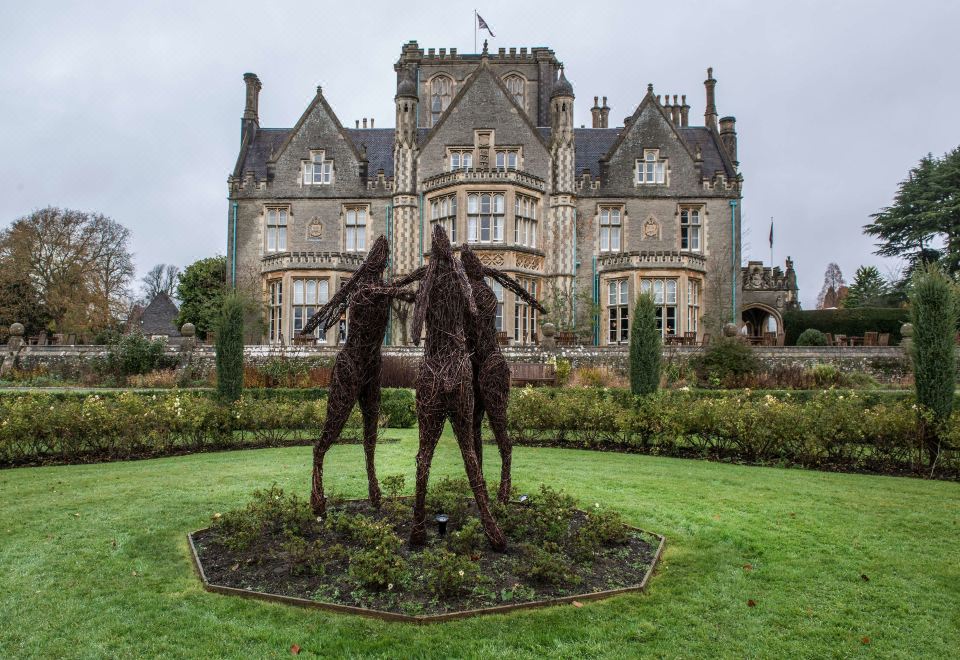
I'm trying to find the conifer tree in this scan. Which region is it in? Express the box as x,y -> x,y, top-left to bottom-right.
216,293 -> 245,402
629,294 -> 661,395
909,264 -> 958,466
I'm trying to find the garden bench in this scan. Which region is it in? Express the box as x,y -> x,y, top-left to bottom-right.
509,362 -> 557,387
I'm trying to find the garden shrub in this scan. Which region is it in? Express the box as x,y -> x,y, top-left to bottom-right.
420,547 -> 480,596
516,542 -> 581,586
379,388 -> 416,428
425,477 -> 474,526
214,485 -> 315,552
629,294 -> 661,395
796,328 -> 828,346
446,518 -> 486,556
348,543 -> 409,590
690,337 -> 761,386
96,331 -> 174,381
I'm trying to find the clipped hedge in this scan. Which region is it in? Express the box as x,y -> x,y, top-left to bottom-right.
783,308 -> 909,345
505,387 -> 958,477
0,388 -> 418,467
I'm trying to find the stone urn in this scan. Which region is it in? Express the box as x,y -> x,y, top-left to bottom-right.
540,322 -> 557,349
899,322 -> 913,355
7,323 -> 25,349
722,322 -> 738,338
180,322 -> 197,351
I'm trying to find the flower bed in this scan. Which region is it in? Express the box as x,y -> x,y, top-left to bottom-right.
189,480 -> 662,621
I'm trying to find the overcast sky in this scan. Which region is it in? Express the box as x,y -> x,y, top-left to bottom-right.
2,0 -> 958,308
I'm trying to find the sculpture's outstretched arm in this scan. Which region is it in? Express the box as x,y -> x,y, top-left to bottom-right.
482,266 -> 548,314
386,265 -> 427,289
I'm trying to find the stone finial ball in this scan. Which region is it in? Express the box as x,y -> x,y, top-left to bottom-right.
9,322 -> 24,337
541,322 -> 556,338
722,322 -> 738,337
900,322 -> 913,338
180,322 -> 196,337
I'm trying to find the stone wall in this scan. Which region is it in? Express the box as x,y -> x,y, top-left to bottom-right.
3,339 -> 917,384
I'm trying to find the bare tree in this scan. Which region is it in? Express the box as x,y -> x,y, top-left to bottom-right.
0,207 -> 134,334
141,264 -> 180,303
816,263 -> 846,309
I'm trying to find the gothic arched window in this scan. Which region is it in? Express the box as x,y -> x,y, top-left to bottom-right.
504,75 -> 525,109
430,75 -> 453,126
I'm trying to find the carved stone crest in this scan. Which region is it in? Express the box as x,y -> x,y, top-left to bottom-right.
307,218 -> 324,240
643,217 -> 659,239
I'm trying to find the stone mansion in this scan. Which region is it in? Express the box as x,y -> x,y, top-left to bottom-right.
227,40 -> 798,346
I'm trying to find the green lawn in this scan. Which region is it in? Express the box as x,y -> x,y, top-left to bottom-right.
1,429 -> 957,659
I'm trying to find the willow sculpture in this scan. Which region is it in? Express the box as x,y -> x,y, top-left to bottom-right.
460,244 -> 546,503
299,235 -> 421,516
409,225 -> 506,550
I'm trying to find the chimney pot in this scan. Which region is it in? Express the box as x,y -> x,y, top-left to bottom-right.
370,118 -> 374,128
356,120 -> 360,128
362,118 -> 368,128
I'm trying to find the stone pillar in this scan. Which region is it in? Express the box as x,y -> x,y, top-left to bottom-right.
1,323 -> 25,378
180,323 -> 197,353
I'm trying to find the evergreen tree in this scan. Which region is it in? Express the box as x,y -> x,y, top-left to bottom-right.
843,266 -> 890,308
176,257 -> 226,339
216,293 -> 245,403
629,294 -> 661,395
865,147 -> 960,274
909,264 -> 958,466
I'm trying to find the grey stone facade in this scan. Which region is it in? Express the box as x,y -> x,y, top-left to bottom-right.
229,41 -> 767,346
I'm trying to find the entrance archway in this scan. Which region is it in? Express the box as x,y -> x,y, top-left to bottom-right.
741,304 -> 783,344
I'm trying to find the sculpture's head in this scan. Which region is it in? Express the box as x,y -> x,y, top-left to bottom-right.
365,235 -> 389,274
459,243 -> 484,280
429,224 -> 452,262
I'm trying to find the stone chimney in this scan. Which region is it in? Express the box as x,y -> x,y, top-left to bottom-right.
370,118 -> 375,128
242,73 -> 261,141
362,118 -> 368,128
719,116 -> 738,166
704,67 -> 718,130
600,96 -> 609,128
671,95 -> 681,125
680,94 -> 689,127
591,96 -> 601,128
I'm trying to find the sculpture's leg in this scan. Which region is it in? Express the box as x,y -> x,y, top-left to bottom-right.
480,355 -> 513,503
358,379 -> 383,508
311,360 -> 359,516
471,370 -> 485,469
450,381 -> 506,551
410,405 -> 444,547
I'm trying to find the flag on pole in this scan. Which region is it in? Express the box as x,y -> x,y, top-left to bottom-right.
769,218 -> 774,248
477,13 -> 495,37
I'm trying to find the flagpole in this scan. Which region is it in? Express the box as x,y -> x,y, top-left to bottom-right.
474,9 -> 477,53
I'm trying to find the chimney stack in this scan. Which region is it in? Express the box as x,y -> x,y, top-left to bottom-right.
704,67 -> 718,130
370,118 -> 374,128
362,118 -> 368,128
672,95 -> 681,125
719,116 -> 738,166
242,73 -> 261,141
680,94 -> 689,127
591,96 -> 601,128
600,96 -> 609,128
356,120 -> 360,128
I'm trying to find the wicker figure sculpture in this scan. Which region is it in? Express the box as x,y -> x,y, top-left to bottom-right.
409,225 -> 507,550
460,244 -> 546,503
299,235 -> 421,516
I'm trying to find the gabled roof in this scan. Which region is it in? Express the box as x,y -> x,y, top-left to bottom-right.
269,89 -> 362,167
677,127 -> 735,178
418,60 -> 550,153
139,292 -> 180,337
601,88 -> 697,167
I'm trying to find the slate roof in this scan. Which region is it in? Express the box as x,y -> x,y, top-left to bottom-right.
238,125 -> 734,182
139,292 -> 180,337
677,127 -> 734,178
346,128 -> 396,177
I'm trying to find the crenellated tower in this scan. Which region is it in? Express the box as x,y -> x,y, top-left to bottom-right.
392,68 -> 420,276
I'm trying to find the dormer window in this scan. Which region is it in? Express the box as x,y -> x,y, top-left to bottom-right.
430,75 -> 453,126
636,149 -> 666,185
495,149 -> 519,169
449,149 -> 473,170
303,151 -> 332,185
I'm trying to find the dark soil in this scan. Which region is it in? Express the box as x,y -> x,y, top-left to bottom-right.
192,498 -> 659,617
